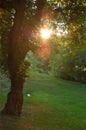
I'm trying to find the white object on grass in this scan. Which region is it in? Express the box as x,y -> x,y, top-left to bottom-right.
27,94 -> 31,97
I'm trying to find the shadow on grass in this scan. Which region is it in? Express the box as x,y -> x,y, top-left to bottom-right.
0,113 -> 21,130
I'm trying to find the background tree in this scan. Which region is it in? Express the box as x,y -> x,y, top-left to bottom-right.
49,0 -> 86,83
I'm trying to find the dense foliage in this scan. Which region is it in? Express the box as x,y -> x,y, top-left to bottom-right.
49,1 -> 86,83
0,0 -> 86,83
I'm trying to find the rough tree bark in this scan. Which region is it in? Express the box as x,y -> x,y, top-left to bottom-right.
2,77 -> 24,115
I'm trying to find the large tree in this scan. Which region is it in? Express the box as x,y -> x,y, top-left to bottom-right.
0,0 -> 47,115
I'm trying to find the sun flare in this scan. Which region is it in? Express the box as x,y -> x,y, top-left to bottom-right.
40,28 -> 52,39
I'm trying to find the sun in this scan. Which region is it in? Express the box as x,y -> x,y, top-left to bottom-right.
40,28 -> 52,39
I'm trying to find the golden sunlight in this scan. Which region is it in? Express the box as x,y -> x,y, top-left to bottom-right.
40,28 -> 53,39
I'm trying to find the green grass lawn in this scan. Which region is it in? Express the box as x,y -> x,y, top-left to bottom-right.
0,72 -> 86,130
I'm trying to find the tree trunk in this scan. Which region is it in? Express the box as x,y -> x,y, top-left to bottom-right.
2,76 -> 24,115
2,0 -> 27,115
